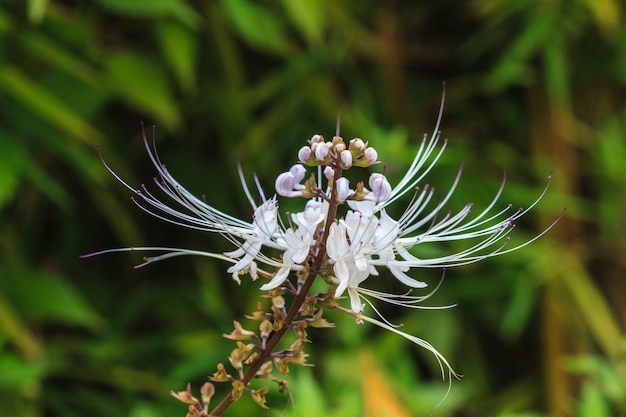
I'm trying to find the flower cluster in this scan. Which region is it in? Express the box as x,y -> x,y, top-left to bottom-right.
84,90 -> 560,415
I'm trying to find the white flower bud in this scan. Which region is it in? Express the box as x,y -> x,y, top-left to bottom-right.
275,164 -> 306,197
310,134 -> 323,144
289,164 -> 306,182
335,177 -> 354,202
367,173 -> 391,202
298,146 -> 312,163
335,143 -> 346,153
323,166 -> 334,181
315,142 -> 329,161
340,150 -> 352,169
364,147 -> 378,164
350,138 -> 365,151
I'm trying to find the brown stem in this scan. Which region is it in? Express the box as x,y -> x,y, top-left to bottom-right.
209,165 -> 343,416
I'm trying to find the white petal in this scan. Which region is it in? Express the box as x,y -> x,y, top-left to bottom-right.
260,267 -> 291,290
348,288 -> 364,313
326,222 -> 349,261
388,265 -> 427,288
333,261 -> 350,296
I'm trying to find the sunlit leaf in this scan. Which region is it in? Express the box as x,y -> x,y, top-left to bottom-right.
0,352 -> 47,390
578,381 -> 612,417
27,0 -> 49,24
281,0 -> 324,45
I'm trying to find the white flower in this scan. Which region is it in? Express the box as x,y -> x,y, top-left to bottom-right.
326,222 -> 371,313
293,200 -> 327,236
225,198 -> 279,275
82,128 -> 317,287
84,90 -> 560,390
261,200 -> 327,291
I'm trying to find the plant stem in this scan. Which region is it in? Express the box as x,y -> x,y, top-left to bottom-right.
208,165 -> 343,416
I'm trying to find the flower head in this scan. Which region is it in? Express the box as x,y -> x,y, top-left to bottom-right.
83,87 -> 561,398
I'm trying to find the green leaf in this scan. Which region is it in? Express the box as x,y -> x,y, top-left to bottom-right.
281,0 -> 324,45
105,52 -> 181,129
0,66 -> 105,144
0,139 -> 20,209
7,270 -> 105,330
0,352 -> 47,389
27,0 -> 49,24
94,0 -> 200,28
0,132 -> 71,209
155,21 -> 198,92
500,276 -> 536,340
221,0 -> 290,54
578,381 -> 612,417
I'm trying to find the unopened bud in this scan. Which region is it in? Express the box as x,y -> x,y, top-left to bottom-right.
298,146 -> 312,163
340,150 -> 352,169
336,177 -> 354,202
350,137 -> 365,151
315,142 -> 330,161
272,295 -> 285,309
364,147 -> 378,164
332,135 -> 344,146
275,164 -> 306,197
367,173 -> 392,202
324,166 -> 334,181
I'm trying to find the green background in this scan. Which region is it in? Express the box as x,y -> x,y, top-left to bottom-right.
1,0 -> 624,416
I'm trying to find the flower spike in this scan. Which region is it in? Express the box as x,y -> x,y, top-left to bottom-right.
84,87 -> 560,415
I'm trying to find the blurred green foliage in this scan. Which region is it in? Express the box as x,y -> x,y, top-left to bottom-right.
1,0 -> 625,416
